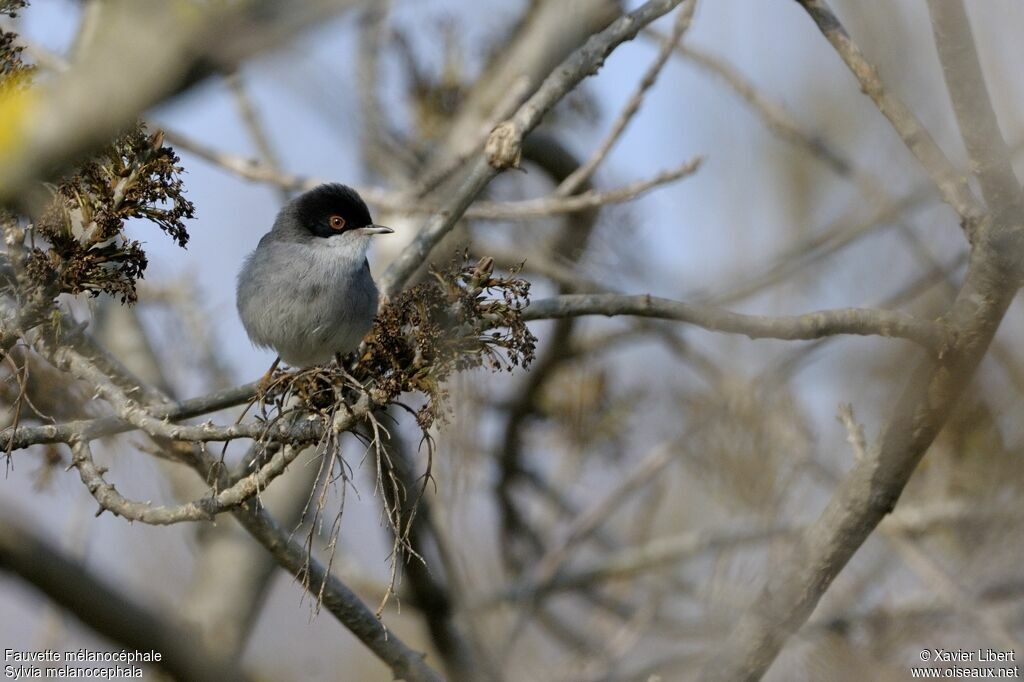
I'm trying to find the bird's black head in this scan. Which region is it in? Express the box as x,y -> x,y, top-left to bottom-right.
293,183 -> 374,239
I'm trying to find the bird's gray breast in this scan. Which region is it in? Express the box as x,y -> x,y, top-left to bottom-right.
237,240 -> 379,366
305,253 -> 378,343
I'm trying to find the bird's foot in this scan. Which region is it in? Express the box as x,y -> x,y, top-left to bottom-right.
333,353 -> 362,392
257,356 -> 282,396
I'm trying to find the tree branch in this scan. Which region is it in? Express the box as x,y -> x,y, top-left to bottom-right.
0,380 -> 256,450
379,0 -> 688,298
228,500 -> 444,682
795,0 -> 986,239
557,1 -> 697,196
0,510 -> 253,682
524,294 -> 945,349
926,0 -> 1024,224
0,0 -> 364,208
2,320 -> 441,676
703,3 -> 1024,674
167,128 -> 701,221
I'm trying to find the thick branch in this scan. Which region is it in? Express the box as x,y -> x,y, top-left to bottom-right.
228,500 -> 444,682
0,0 -> 363,207
0,511 -> 253,682
927,0 -> 1024,224
705,254 -> 1017,682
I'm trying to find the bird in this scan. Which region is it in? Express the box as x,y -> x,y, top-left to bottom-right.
236,183 -> 393,370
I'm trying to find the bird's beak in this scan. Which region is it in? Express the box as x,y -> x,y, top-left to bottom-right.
359,224 -> 394,235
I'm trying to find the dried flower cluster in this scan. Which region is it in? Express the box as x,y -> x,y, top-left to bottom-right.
24,126 -> 194,303
2,6 -> 192,305
0,1 -> 30,94
264,254 -> 537,431
365,254 -> 536,427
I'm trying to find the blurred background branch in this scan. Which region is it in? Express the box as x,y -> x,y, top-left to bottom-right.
2,0 -> 1023,680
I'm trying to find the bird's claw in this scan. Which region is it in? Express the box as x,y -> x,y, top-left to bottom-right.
257,356 -> 282,396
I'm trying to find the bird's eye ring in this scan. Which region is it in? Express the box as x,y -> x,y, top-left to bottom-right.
329,215 -> 346,231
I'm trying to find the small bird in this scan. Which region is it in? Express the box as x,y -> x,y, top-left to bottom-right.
236,183 -> 393,369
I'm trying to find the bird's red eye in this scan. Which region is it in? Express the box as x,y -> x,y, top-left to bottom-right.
329,215 -> 346,231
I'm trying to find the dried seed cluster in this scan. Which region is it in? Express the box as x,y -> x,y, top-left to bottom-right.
0,1 -> 30,94
264,254 -> 537,431
25,126 -> 194,303
0,7 -> 192,305
364,254 -> 536,428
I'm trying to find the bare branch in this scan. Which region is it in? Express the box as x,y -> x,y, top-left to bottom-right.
882,524 -> 1020,652
31,339 -> 364,524
380,0 -> 689,298
0,509 -> 254,682
835,403 -> 867,462
926,0 -> 1024,221
705,123 -> 1020,682
17,334 -> 443,678
524,294 -> 946,349
428,0 -> 622,177
0,380 -> 256,450
68,435 -> 320,525
705,255 -> 1017,681
476,158 -> 703,219
229,501 -> 444,682
478,501 -> 1024,604
826,411 -> 1022,653
518,442 -> 676,601
0,0 -> 365,207
795,0 -> 986,238
557,1 -> 697,196
656,36 -> 856,179
167,129 -> 701,220
226,72 -> 290,204
696,25 -> 1022,653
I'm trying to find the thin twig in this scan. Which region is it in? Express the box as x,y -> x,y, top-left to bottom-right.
168,128 -> 702,220
226,72 -> 291,204
835,403 -> 867,462
474,501 -> 1024,605
380,0 -> 690,298
557,1 -> 698,196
